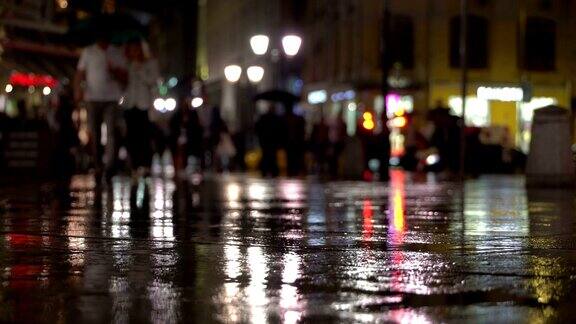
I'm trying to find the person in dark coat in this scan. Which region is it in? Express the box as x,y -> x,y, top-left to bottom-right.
185,108 -> 204,171
429,103 -> 461,174
310,116 -> 330,175
283,104 -> 306,176
375,115 -> 391,181
256,104 -> 282,177
52,87 -> 79,180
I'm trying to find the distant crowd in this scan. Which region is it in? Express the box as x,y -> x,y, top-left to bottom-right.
0,33 -> 525,183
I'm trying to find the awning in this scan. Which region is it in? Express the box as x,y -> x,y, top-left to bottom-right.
0,40 -> 78,82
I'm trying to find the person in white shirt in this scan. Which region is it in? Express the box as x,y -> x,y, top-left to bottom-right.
122,40 -> 160,179
74,33 -> 127,182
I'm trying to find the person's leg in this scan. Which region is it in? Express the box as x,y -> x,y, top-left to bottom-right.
140,109 -> 153,171
103,102 -> 119,178
286,148 -> 299,177
130,109 -> 152,171
260,148 -> 272,176
271,149 -> 279,177
124,108 -> 137,172
86,102 -> 104,177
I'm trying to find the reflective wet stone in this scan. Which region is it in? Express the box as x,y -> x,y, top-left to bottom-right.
1,171 -> 576,323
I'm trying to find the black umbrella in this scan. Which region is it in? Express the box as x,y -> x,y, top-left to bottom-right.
253,90 -> 300,104
67,13 -> 146,46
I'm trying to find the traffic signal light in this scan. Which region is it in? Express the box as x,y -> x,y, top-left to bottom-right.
362,112 -> 375,130
391,116 -> 407,128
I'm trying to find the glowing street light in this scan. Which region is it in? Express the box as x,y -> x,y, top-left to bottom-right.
5,84 -> 13,93
42,86 -> 51,96
191,97 -> 204,108
165,97 -> 177,111
224,65 -> 242,83
281,35 -> 302,57
250,35 -> 270,55
153,98 -> 166,112
246,66 -> 265,83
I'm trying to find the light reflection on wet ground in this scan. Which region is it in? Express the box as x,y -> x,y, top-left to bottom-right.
1,170 -> 576,323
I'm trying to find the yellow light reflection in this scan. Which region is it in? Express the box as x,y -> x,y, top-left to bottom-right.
389,170 -> 406,238
282,252 -> 300,284
224,245 -> 242,279
247,246 -> 269,322
388,170 -> 406,292
393,190 -> 405,232
226,183 -> 241,201
248,183 -> 266,200
66,218 -> 86,268
280,252 -> 302,322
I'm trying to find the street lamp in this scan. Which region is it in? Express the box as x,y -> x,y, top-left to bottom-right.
191,97 -> 204,108
281,35 -> 302,57
165,97 -> 177,111
247,66 -> 265,83
250,35 -> 270,55
224,65 -> 242,83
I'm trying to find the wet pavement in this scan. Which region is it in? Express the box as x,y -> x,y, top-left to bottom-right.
1,170 -> 576,323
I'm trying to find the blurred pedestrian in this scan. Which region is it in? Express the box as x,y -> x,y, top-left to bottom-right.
209,107 -> 235,172
283,104 -> 306,176
310,116 -> 330,175
74,31 -> 127,182
123,40 -> 159,180
375,115 -> 391,181
185,108 -> 204,172
328,114 -> 347,178
338,135 -> 365,180
51,85 -> 79,181
429,102 -> 460,174
256,104 -> 282,177
168,100 -> 186,176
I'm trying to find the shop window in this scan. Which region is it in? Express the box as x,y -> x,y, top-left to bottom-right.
390,15 -> 414,69
448,96 -> 490,127
518,97 -> 557,152
524,17 -> 556,71
449,15 -> 489,69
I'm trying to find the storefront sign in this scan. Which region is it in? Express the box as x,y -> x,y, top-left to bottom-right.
331,90 -> 355,102
385,94 -> 413,118
477,86 -> 523,102
307,90 -> 327,104
9,72 -> 58,88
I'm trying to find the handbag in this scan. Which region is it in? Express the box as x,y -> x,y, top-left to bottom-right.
216,133 -> 236,158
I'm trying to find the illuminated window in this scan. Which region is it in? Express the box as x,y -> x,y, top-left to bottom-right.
519,97 -> 557,123
518,97 -> 558,152
448,96 -> 489,127
384,94 -> 413,119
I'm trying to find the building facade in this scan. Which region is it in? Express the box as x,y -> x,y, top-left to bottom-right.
302,0 -> 576,151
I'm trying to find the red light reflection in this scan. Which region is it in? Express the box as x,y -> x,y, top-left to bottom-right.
362,199 -> 374,241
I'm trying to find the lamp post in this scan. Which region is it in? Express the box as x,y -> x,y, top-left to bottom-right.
250,35 -> 270,55
222,63 -> 265,138
249,33 -> 302,89
459,0 -> 468,180
224,65 -> 243,83
221,34 -> 301,141
246,66 -> 265,83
